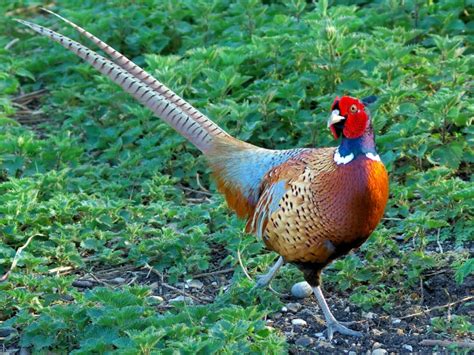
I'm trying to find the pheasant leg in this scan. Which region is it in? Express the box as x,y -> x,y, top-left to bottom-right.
312,286 -> 362,340
255,256 -> 284,288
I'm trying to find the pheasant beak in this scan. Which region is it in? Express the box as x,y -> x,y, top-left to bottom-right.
327,109 -> 346,128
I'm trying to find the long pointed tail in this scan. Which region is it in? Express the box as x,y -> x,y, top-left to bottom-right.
16,18 -> 228,153
41,9 -> 229,140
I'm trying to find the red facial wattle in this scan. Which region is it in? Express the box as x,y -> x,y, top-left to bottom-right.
329,96 -> 368,139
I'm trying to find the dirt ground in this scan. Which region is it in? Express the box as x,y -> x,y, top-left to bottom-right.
73,258 -> 473,354
1,255 -> 472,354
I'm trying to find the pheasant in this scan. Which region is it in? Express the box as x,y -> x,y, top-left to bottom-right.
16,12 -> 389,340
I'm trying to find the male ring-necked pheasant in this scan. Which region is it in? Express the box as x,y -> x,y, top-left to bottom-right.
17,11 -> 389,340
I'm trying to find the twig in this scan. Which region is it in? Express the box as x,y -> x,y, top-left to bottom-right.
423,269 -> 448,278
87,272 -> 113,287
195,173 -> 209,192
237,249 -> 252,281
4,38 -> 19,50
436,228 -> 443,253
0,234 -> 40,283
13,89 -> 47,104
48,266 -> 74,275
419,277 -> 424,305
126,276 -> 138,286
144,264 -> 209,303
419,339 -> 474,348
186,197 -> 211,203
178,185 -> 212,197
383,217 -> 403,221
400,295 -> 473,319
192,267 -> 234,278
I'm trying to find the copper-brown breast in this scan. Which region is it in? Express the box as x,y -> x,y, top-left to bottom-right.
262,148 -> 389,264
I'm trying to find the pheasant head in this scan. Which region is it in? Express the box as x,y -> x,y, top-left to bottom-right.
327,96 -> 376,140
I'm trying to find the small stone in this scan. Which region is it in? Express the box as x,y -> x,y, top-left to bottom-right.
344,306 -> 350,312
291,281 -> 312,298
349,352 -> 357,355
372,328 -> 384,336
72,279 -> 94,288
211,281 -> 218,286
396,329 -> 404,336
315,332 -> 325,338
372,342 -> 382,349
0,327 -> 17,338
281,306 -> 288,313
272,312 -> 282,319
392,318 -> 401,325
295,336 -> 313,347
371,349 -> 387,355
286,302 -> 302,313
168,295 -> 193,304
363,311 -> 376,319
149,295 -> 164,303
110,277 -> 126,284
402,344 -> 413,352
186,279 -> 204,289
291,318 -> 307,326
317,339 -> 334,349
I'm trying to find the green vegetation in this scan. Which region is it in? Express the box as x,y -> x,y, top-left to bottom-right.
0,0 -> 472,353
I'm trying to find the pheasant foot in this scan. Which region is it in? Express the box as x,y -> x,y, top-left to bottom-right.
312,285 -> 362,341
255,256 -> 284,288
324,320 -> 362,341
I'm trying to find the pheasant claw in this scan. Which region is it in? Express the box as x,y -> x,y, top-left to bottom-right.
325,320 -> 362,341
254,256 -> 284,288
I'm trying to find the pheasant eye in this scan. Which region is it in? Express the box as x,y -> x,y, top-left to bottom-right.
349,104 -> 357,113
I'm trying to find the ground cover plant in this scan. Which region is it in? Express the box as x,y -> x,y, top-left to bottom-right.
0,0 -> 472,353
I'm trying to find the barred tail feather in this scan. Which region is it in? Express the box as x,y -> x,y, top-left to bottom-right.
41,8 -> 229,139
16,19 -> 220,153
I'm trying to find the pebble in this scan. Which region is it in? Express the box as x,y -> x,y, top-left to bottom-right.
291,281 -> 313,298
317,339 -> 334,349
396,328 -> 404,336
372,342 -> 382,349
149,295 -> 164,303
402,344 -> 413,352
363,311 -> 376,319
186,279 -> 204,289
286,302 -> 302,313
168,295 -> 193,304
291,318 -> 307,326
371,349 -> 387,355
110,277 -> 126,284
295,336 -> 314,347
72,280 -> 94,288
273,312 -> 282,319
0,327 -> 17,338
281,306 -> 288,313
211,281 -> 218,286
344,306 -> 350,312
372,328 -> 384,336
349,352 -> 357,355
392,318 -> 402,324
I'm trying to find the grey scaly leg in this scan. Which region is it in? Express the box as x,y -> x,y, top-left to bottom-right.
312,286 -> 362,340
255,256 -> 284,288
